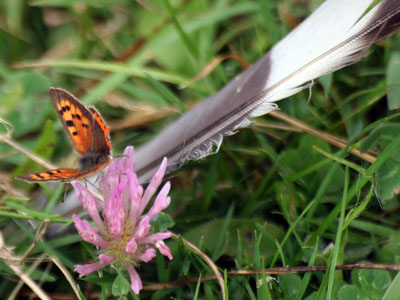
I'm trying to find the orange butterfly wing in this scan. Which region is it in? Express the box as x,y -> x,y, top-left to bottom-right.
16,168 -> 83,182
88,106 -> 112,154
16,88 -> 112,183
49,88 -> 95,156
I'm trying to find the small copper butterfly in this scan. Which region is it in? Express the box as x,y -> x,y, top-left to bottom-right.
16,88 -> 112,182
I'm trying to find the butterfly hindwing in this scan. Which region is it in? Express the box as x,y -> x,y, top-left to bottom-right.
49,88 -> 95,156
16,168 -> 83,182
88,106 -> 112,155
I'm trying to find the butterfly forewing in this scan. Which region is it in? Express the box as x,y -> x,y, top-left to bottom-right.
49,88 -> 95,156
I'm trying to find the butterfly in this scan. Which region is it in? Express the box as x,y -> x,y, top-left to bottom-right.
16,88 -> 112,182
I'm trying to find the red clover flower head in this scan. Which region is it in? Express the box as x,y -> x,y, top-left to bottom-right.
72,146 -> 173,294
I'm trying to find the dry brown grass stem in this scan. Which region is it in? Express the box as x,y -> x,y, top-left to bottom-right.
141,263 -> 400,291
4,219 -> 82,300
1,135 -> 57,169
1,232 -> 51,300
266,111 -> 377,163
169,232 -> 226,300
179,54 -> 250,89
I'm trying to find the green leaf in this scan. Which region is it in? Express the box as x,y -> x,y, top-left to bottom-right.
337,284 -> 368,300
386,51 -> 400,110
112,273 -> 130,297
279,134 -> 345,197
14,119 -> 56,180
153,213 -> 175,232
382,272 -> 400,300
0,83 -> 22,116
202,155 -> 218,211
5,72 -> 51,138
212,205 -> 234,260
165,0 -> 199,59
343,243 -> 374,262
305,291 -> 317,300
7,71 -> 50,96
378,232 -> 400,264
5,0 -> 24,34
318,73 -> 333,99
327,167 -> 349,299
361,124 -> 400,203
17,60 -> 188,85
144,72 -> 187,112
183,218 -> 284,259
2,200 -> 68,223
31,0 -> 118,6
296,240 -> 320,300
279,274 -> 302,299
352,269 -> 392,299
361,124 -> 400,152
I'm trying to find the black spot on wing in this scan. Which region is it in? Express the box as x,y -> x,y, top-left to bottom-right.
72,114 -> 82,120
61,106 -> 70,113
66,120 -> 74,127
82,123 -> 89,129
72,132 -> 78,136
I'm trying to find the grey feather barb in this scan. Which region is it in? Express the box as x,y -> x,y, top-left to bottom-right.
135,0 -> 400,182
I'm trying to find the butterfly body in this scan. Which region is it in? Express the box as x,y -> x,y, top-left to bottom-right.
16,88 -> 112,183
78,152 -> 111,172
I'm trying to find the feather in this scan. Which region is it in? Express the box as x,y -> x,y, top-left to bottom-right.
133,0 -> 400,182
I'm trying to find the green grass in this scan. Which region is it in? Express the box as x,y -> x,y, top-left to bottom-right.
1,0 -> 400,299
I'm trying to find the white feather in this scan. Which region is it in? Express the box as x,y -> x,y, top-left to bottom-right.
132,0 -> 400,181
